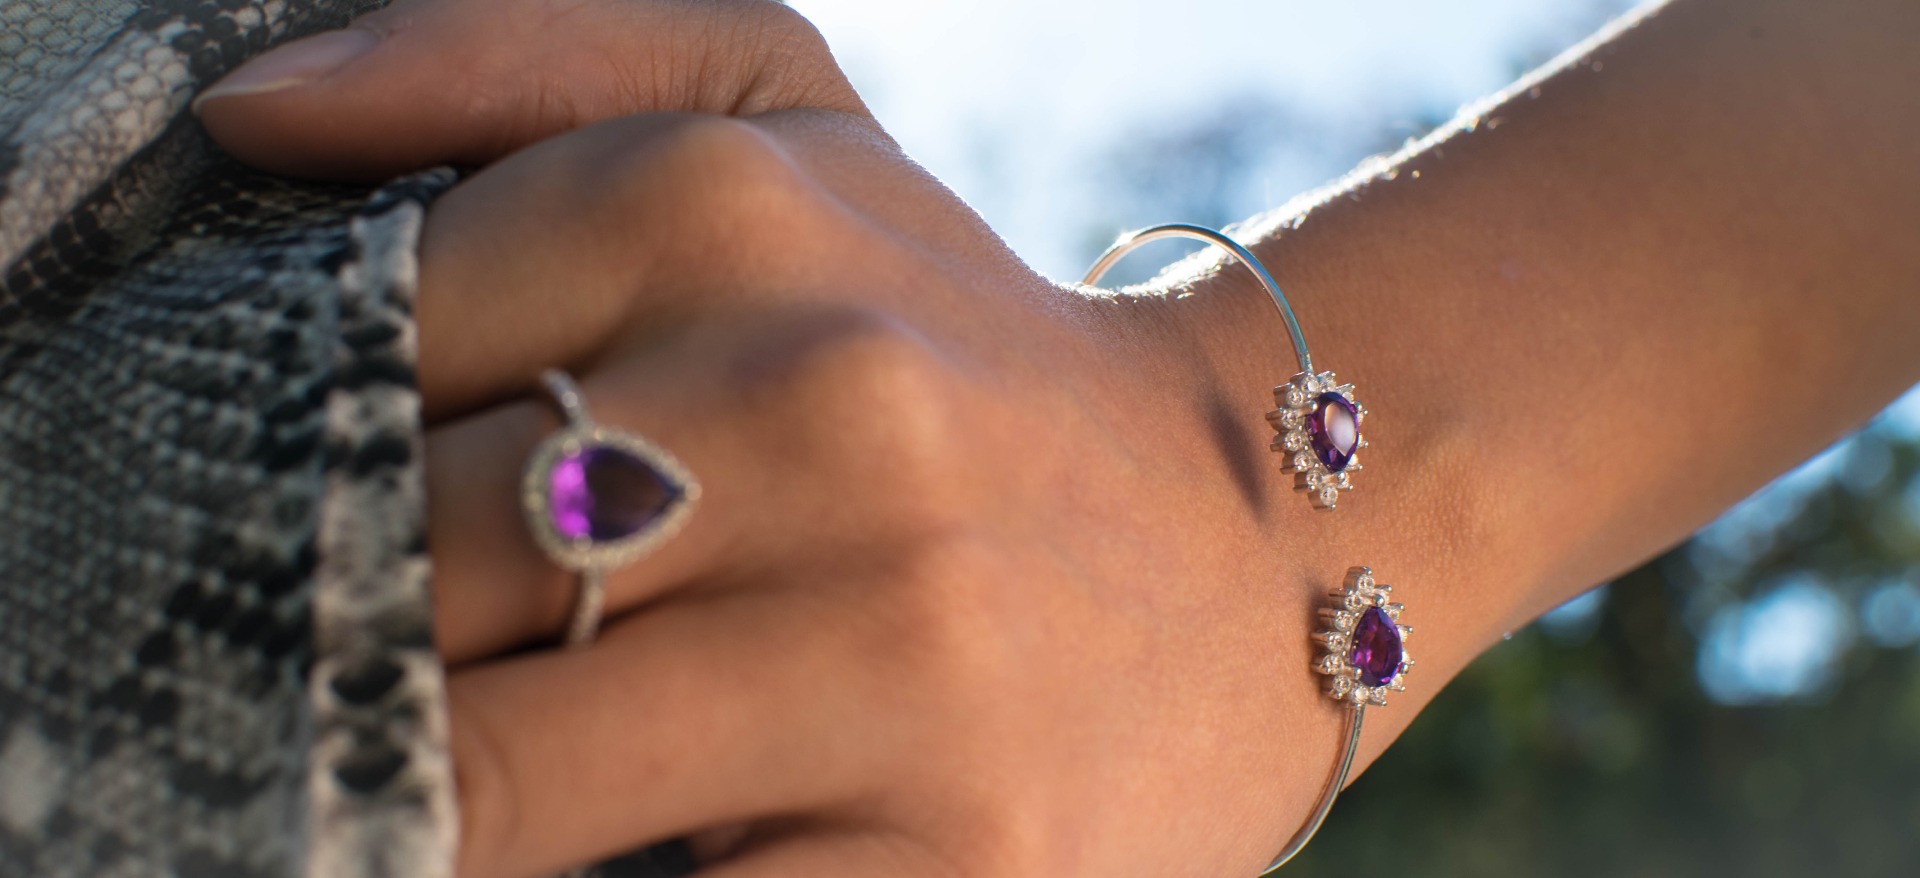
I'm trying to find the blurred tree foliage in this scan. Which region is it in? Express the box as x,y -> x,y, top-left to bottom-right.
1286,425 -> 1920,878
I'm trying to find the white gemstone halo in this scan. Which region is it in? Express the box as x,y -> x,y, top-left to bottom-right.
520,423 -> 701,574
1313,566 -> 1412,708
1268,371 -> 1367,511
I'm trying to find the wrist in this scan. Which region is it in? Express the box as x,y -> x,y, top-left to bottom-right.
1065,229 -> 1525,797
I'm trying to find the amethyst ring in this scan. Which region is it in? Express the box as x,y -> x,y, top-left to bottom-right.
1082,224 -> 1367,511
1261,566 -> 1414,874
522,370 -> 701,647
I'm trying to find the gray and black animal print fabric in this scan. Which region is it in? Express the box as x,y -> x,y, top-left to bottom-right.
0,1 -> 458,875
1,2 -> 711,876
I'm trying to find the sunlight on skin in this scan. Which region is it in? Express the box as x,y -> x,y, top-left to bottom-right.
1881,383 -> 1920,437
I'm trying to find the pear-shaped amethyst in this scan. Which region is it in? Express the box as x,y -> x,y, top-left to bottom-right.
1308,392 -> 1359,472
1348,606 -> 1403,687
548,445 -> 678,542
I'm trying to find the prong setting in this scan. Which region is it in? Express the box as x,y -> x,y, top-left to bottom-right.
1270,371 -> 1366,511
1313,566 -> 1412,707
521,423 -> 701,573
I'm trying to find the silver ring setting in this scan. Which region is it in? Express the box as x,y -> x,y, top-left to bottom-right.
522,369 -> 701,646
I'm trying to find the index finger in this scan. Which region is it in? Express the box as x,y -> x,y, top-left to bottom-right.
194,0 -> 867,181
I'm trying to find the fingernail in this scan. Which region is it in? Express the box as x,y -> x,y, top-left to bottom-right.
192,28 -> 381,113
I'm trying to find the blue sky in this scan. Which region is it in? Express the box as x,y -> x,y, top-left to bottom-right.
791,0 -> 1632,277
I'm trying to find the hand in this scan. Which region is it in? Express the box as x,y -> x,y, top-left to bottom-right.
408,59 -> 1368,878
203,2 -> 1446,877
207,0 -> 1920,875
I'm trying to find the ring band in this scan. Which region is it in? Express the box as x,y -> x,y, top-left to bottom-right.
1082,224 -> 1369,511
521,369 -> 701,647
1262,566 -> 1414,874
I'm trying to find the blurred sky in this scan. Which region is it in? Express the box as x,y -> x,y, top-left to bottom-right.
791,0 -> 1632,278
788,0 -> 1920,701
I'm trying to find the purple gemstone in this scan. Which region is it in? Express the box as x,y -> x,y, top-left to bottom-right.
1348,606 -> 1403,687
548,445 -> 678,542
1308,392 -> 1359,472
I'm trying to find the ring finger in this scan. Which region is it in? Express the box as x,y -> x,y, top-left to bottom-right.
424,317 -> 755,664
425,300 -> 938,662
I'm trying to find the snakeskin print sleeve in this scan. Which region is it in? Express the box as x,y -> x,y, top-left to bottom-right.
0,2 -> 457,876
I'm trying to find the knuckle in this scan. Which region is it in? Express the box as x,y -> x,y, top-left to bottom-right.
646,113 -> 782,178
737,0 -> 832,53
702,1 -> 862,115
965,798 -> 1060,877
729,306 -> 977,506
741,1 -> 841,76
590,114 -> 820,230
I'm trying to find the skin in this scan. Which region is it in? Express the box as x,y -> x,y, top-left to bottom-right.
194,0 -> 1920,875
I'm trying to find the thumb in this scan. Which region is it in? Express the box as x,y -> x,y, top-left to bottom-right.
193,0 -> 866,181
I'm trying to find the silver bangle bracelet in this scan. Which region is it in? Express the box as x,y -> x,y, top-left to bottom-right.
1081,224 -> 1369,511
1260,566 -> 1413,874
1082,228 -> 1411,873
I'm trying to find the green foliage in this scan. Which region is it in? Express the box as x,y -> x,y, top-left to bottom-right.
1286,428 -> 1920,878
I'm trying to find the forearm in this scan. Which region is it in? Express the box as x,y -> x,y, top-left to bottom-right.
1102,0 -> 1920,772
1311,0 -> 1920,589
